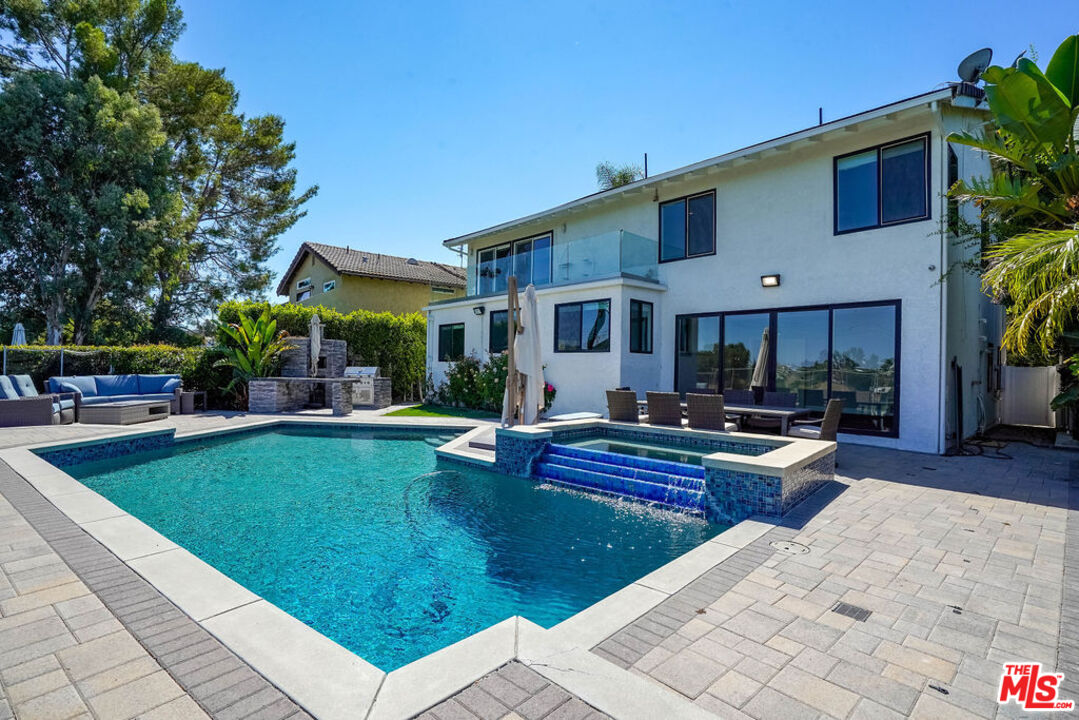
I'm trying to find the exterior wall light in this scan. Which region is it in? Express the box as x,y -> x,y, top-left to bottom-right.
761,274 -> 781,288
473,306 -> 485,316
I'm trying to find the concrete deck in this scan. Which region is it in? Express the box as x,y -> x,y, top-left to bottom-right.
0,411 -> 1075,719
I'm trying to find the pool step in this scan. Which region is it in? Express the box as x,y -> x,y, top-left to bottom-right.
533,443 -> 706,514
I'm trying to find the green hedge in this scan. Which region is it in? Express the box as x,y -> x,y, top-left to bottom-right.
1,345 -> 234,408
217,300 -> 427,400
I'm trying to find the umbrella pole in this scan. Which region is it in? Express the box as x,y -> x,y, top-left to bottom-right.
505,275 -> 518,427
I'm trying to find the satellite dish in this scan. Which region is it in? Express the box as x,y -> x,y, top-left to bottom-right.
958,48 -> 993,83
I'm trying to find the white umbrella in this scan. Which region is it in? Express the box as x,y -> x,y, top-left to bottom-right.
750,327 -> 770,389
10,323 -> 26,345
514,284 -> 544,424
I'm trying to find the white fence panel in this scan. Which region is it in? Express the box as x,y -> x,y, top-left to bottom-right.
1000,366 -> 1059,427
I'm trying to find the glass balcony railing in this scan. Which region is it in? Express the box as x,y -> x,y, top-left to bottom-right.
465,230 -> 658,297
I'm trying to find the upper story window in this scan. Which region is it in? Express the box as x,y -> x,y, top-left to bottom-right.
438,323 -> 465,362
296,277 -> 312,290
296,289 -> 312,302
629,299 -> 653,353
322,280 -> 335,293
477,232 -> 552,294
835,134 -> 930,234
660,190 -> 715,262
489,310 -> 508,354
555,299 -> 610,353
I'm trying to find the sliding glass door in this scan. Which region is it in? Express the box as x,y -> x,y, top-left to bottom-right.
674,301 -> 900,436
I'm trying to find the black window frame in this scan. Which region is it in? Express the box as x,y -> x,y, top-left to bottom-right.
833,133 -> 931,235
476,230 -> 554,294
673,299 -> 901,438
629,299 -> 653,354
658,190 -> 716,263
437,322 -> 466,362
489,309 -> 509,354
295,289 -> 311,302
553,298 -> 612,353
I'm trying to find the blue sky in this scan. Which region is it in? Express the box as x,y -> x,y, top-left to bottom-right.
174,1 -> 1071,293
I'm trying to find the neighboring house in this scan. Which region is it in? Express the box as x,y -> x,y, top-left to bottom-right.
425,84 -> 1003,455
277,242 -> 466,315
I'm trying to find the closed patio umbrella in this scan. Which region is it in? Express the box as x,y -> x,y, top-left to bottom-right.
514,284 -> 544,424
751,327 -> 770,390
10,323 -> 26,345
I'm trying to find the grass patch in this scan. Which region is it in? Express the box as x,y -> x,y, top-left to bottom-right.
384,404 -> 498,419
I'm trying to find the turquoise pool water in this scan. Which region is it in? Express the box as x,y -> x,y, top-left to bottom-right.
566,438 -> 711,466
65,425 -> 723,670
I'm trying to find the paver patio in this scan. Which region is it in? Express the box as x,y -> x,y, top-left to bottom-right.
0,412 -> 1075,719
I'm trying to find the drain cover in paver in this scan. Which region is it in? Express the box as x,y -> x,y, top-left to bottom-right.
769,540 -> 810,555
832,601 -> 872,621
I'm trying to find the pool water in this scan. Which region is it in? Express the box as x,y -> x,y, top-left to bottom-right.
66,425 -> 723,670
567,438 -> 710,466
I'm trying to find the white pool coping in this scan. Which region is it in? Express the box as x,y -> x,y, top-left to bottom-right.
1,416 -> 780,720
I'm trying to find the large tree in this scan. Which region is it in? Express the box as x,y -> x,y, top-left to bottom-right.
0,0 -> 315,342
0,71 -> 173,343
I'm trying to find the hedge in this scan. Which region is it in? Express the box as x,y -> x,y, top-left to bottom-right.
1,344 -> 235,408
216,300 -> 427,400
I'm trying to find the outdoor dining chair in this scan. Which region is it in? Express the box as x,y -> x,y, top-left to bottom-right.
686,393 -> 738,431
645,391 -> 683,427
606,389 -> 640,423
788,398 -> 845,441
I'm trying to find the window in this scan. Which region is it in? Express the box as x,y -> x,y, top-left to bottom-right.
437,323 -> 465,362
322,280 -> 335,293
296,277 -> 311,290
835,135 -> 929,234
660,191 -> 715,262
489,310 -> 509,354
296,289 -> 312,302
947,145 -> 959,235
432,286 -> 457,295
555,299 -> 610,352
629,300 -> 653,353
674,301 -> 900,436
477,232 -> 553,294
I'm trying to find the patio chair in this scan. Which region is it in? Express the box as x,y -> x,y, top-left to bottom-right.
723,389 -> 754,405
645,392 -> 683,427
0,375 -> 75,427
606,389 -> 641,423
686,393 -> 738,431
743,391 -> 797,432
788,399 -> 844,441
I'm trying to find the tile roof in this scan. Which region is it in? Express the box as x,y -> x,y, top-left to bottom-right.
276,242 -> 466,296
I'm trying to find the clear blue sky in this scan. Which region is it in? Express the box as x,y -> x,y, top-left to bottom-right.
174,1 -> 1072,293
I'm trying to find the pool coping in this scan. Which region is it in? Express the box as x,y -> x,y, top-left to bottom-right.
0,416 -> 777,720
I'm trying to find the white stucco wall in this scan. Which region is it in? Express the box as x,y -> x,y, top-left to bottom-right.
427,96 -> 995,454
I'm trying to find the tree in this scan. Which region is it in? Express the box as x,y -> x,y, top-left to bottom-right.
0,0 -> 315,342
596,161 -> 644,190
0,72 -> 174,343
948,34 -> 1079,358
143,58 -> 317,338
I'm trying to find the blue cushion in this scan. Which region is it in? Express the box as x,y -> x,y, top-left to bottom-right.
137,374 -> 181,394
94,375 -> 139,396
8,375 -> 38,397
52,402 -> 61,414
81,393 -> 174,405
49,376 -> 98,397
0,376 -> 18,400
57,398 -> 75,411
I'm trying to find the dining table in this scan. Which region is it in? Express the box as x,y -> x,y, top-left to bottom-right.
637,400 -> 813,435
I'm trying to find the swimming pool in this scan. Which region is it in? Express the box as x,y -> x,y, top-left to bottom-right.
62,425 -> 723,671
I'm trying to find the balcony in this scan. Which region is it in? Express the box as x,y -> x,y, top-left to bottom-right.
463,230 -> 658,298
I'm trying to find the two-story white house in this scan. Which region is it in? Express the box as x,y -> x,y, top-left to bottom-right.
425,84 -> 1001,455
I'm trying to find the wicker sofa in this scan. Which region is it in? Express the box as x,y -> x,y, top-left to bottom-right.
46,374 -> 183,416
0,375 -> 77,427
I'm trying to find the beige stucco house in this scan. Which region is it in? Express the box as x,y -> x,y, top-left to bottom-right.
277,242 -> 466,315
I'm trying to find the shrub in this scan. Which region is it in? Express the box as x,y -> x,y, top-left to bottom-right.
217,300 -> 427,400
437,352 -> 555,414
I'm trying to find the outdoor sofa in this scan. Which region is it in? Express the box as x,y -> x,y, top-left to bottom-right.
46,374 -> 183,416
0,375 -> 76,426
